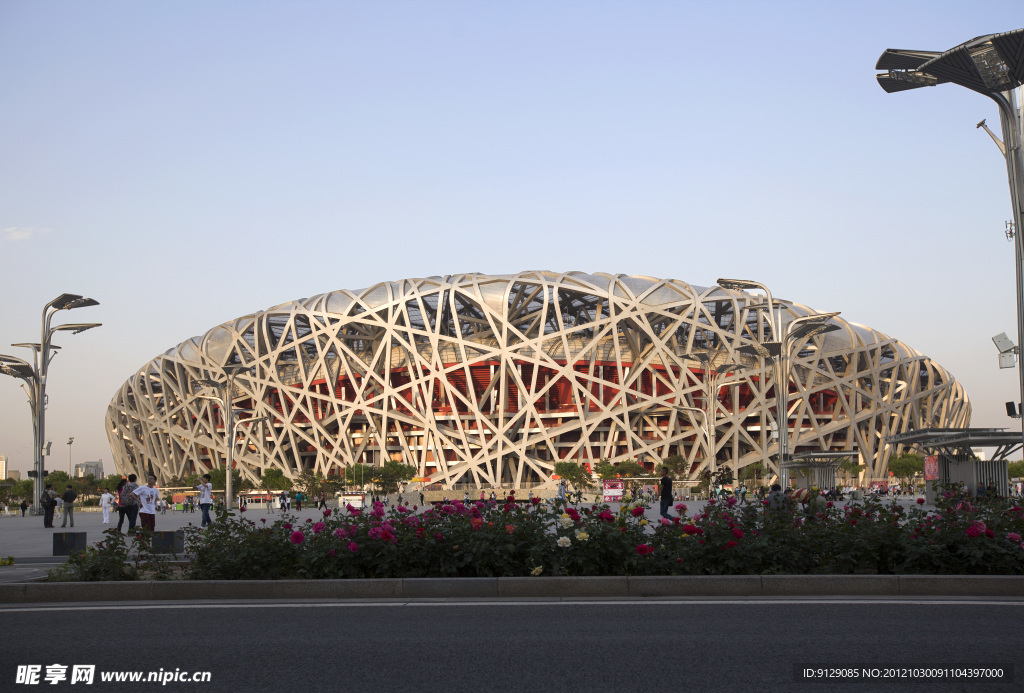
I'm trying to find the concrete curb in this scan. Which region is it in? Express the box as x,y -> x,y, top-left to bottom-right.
2,575 -> 1024,603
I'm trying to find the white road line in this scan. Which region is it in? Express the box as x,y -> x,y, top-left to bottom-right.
3,598 -> 1024,613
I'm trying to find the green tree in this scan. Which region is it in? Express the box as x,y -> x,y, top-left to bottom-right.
661,454 -> 689,478
553,461 -> 593,493
343,463 -> 376,490
44,470 -> 71,490
101,474 -> 125,492
205,467 -> 247,492
12,479 -> 34,501
887,454 -> 923,488
259,468 -> 293,491
837,458 -> 865,485
375,460 -> 416,494
594,460 -> 649,480
738,462 -> 764,484
1008,461 -> 1024,479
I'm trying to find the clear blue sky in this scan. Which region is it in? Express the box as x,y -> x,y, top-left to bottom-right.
1,1 -> 1022,474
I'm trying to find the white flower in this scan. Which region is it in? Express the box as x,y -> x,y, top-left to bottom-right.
556,536 -> 571,548
575,531 -> 589,542
558,514 -> 573,528
531,565 -> 544,576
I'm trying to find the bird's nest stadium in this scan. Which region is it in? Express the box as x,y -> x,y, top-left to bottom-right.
105,272 -> 969,489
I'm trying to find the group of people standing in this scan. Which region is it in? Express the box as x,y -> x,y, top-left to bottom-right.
38,484 -> 78,528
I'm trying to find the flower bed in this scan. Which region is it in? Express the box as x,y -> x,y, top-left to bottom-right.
49,491 -> 1024,581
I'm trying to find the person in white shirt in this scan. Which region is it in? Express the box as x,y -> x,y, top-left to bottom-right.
99,490 -> 115,524
196,474 -> 214,527
132,475 -> 160,532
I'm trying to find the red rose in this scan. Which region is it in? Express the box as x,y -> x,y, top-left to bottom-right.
635,544 -> 653,555
531,497 -> 540,505
985,529 -> 996,538
916,498 -> 925,505
723,540 -> 738,549
731,528 -> 743,539
631,507 -> 644,517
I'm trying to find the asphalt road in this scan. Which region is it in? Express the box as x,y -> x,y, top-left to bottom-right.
2,598 -> 1022,692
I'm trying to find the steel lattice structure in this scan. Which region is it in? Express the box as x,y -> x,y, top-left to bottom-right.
105,272 -> 970,488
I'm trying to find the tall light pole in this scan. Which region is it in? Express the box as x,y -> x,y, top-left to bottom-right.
680,352 -> 749,483
0,294 -> 100,509
876,29 -> 1024,454
737,312 -> 841,489
196,364 -> 255,510
67,437 -> 74,476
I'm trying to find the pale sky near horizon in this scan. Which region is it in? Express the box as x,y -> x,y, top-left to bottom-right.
2,1 -> 1023,475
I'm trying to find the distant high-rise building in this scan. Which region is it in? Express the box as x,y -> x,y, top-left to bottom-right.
7,470 -> 20,481
0,455 -> 7,480
74,460 -> 104,478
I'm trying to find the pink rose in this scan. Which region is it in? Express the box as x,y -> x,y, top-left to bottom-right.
1007,533 -> 1022,543
347,542 -> 358,553
965,525 -> 982,538
312,521 -> 325,535
323,509 -> 332,517
674,503 -> 688,513
333,528 -> 346,539
732,528 -> 744,539
283,523 -> 293,529
289,531 -> 304,544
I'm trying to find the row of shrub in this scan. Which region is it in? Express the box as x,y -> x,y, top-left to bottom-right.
49,489 -> 1024,581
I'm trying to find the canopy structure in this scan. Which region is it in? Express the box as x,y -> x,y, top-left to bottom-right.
885,428 -> 1022,499
783,450 -> 856,490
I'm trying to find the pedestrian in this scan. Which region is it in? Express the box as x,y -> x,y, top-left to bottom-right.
420,491 -> 425,506
115,479 -> 129,531
557,481 -> 566,503
659,466 -> 672,519
100,488 -> 114,524
133,474 -> 159,532
20,499 -> 28,517
40,484 -> 58,528
318,492 -> 326,510
160,498 -> 167,515
121,474 -> 140,531
196,474 -> 214,528
766,483 -> 786,511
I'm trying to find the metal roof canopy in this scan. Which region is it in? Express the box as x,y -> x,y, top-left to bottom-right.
885,428 -> 1023,462
782,450 -> 856,470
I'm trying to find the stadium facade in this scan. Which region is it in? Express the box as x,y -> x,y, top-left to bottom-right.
105,272 -> 970,488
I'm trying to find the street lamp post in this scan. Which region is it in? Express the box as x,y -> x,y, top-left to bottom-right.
876,28 -> 1024,453
680,353 -> 749,483
196,364 -> 255,510
737,312 -> 841,489
67,437 -> 74,476
0,294 -> 100,508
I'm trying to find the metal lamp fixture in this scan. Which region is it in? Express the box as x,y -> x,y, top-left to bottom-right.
876,28 -> 1024,455
0,294 -> 100,507
194,364 -> 257,510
